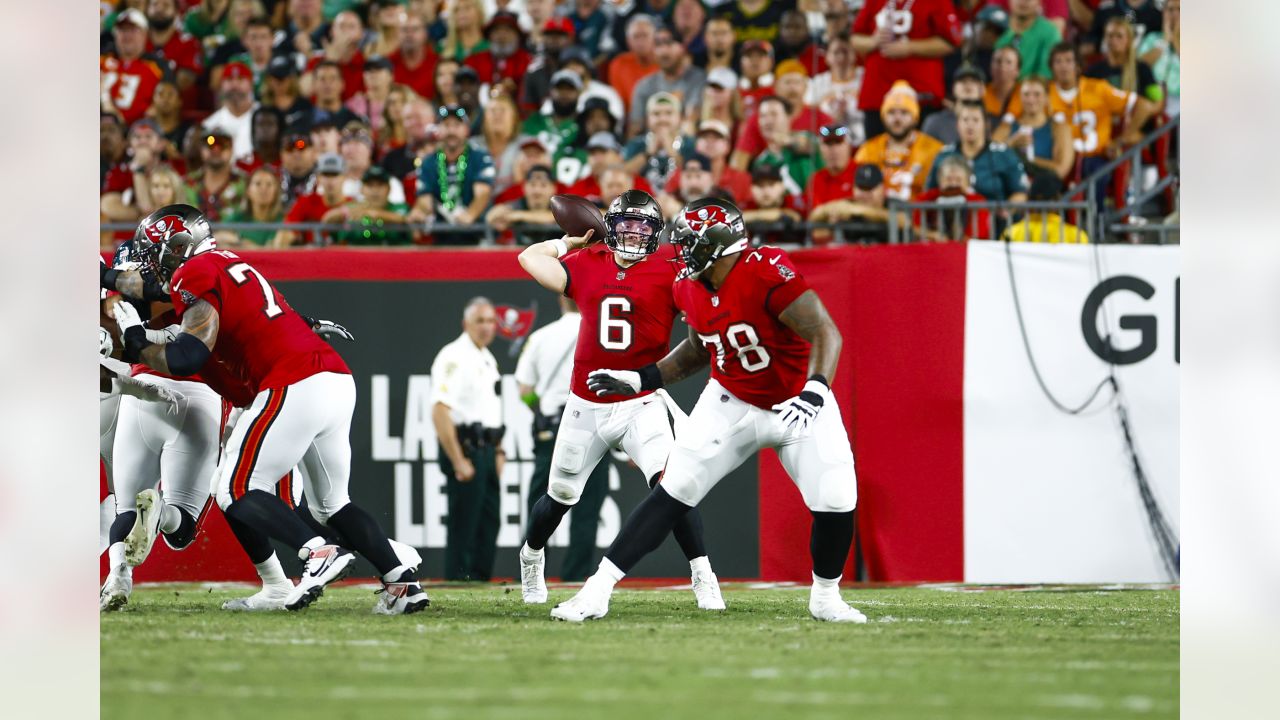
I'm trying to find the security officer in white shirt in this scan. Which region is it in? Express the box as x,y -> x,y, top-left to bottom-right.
430,297 -> 505,581
514,296 -> 610,581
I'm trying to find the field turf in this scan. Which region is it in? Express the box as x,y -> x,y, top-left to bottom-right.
101,582 -> 1178,720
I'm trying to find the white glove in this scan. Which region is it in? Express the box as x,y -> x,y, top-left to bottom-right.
311,318 -> 355,342
111,300 -> 143,333
771,380 -> 828,438
116,375 -> 185,415
99,327 -> 114,358
587,369 -> 642,397
146,323 -> 181,344
113,261 -> 140,272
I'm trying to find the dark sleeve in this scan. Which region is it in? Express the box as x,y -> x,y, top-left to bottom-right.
559,258 -> 572,298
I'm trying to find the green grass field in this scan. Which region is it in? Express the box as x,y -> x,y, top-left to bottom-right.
101,582 -> 1177,720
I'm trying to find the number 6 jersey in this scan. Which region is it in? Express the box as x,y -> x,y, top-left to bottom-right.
169,250 -> 350,394
560,243 -> 682,402
674,246 -> 812,410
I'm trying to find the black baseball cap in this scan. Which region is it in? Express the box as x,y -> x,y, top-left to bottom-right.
267,55 -> 298,79
683,151 -> 713,173
454,65 -> 480,84
751,163 -> 782,184
525,164 -> 554,183
855,164 -> 884,190
364,55 -> 394,73
559,47 -> 594,71
953,64 -> 987,85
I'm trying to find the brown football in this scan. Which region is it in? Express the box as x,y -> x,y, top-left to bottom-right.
550,194 -> 608,243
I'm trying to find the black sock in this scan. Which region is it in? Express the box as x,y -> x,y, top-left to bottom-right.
327,503 -> 409,579
295,497 -> 347,546
225,511 -> 275,565
224,489 -> 317,550
108,511 -> 135,545
525,494 -> 572,551
605,485 -> 692,574
649,472 -> 708,561
810,510 -> 855,580
162,507 -> 198,550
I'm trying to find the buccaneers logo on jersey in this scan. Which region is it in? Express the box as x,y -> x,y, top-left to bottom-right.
141,215 -> 190,243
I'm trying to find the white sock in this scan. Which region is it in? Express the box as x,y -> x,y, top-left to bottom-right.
812,572 -> 841,596
596,557 -> 625,587
158,502 -> 182,534
381,564 -> 413,584
255,553 -> 289,588
689,556 -> 711,576
297,536 -> 325,559
108,542 -> 128,573
520,542 -> 544,560
100,495 -> 116,555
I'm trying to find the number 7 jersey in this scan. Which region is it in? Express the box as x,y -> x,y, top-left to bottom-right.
169,250 -> 350,394
675,246 -> 812,410
560,243 -> 682,402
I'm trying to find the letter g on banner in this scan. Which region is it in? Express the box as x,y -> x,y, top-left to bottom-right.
1080,275 -> 1157,365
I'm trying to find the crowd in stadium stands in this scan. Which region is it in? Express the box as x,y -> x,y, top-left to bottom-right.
100,0 -> 1180,248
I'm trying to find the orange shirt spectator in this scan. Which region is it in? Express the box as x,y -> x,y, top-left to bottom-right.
1047,43 -> 1157,160
853,82 -> 944,200
608,14 -> 661,115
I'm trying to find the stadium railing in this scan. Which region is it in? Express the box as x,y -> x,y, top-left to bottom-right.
886,200 -> 1095,243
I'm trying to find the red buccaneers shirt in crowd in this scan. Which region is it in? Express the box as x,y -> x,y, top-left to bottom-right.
853,0 -> 964,111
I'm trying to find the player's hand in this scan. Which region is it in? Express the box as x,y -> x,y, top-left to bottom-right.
117,375 -> 185,415
771,381 -> 827,437
311,318 -> 356,342
587,368 -> 641,396
880,39 -> 912,59
99,327 -> 114,358
564,228 -> 595,251
454,457 -> 476,482
112,301 -> 149,362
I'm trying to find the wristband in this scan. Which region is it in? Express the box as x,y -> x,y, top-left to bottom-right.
101,266 -> 120,291
120,324 -> 153,363
799,379 -> 828,408
550,238 -> 569,258
808,374 -> 829,389
638,363 -> 664,391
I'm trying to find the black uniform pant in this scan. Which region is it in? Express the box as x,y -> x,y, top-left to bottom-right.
527,433 -> 609,581
441,444 -> 500,581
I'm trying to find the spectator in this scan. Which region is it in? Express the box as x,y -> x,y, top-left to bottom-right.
1137,0 -> 1179,116
598,164 -> 637,208
697,68 -> 745,143
185,129 -> 246,221
806,124 -> 858,222
341,124 -> 406,204
326,166 -> 412,245
147,80 -> 192,167
381,98 -> 436,186
610,0 -> 676,56
1047,42 -> 1156,175
808,36 -> 866,143
217,15 -> 273,95
102,119 -> 170,226
728,0 -> 792,45
275,152 -> 349,247
694,13 -> 736,73
810,158 -> 892,236
579,96 -> 623,145
970,5 -> 1009,78
1002,172 -> 1090,243
854,81 -> 944,201
235,106 -> 284,174
922,65 -> 987,147
309,118 -> 343,156
409,106 -> 495,236
992,77 -> 1076,180
730,60 -> 832,171
995,0 -> 1062,81
554,99 -> 621,189
142,165 -> 188,216
521,70 -> 584,176
221,166 -> 286,246
1086,16 -> 1163,104
280,130 -> 318,205
439,0 -> 488,61
608,15 -> 661,118
183,0 -> 235,41
519,18 -> 576,114
623,92 -> 690,194
737,40 -> 776,119
742,164 -> 805,238
480,92 -> 524,200
391,11 -> 438,101
570,0 -> 613,62
986,0 -> 1071,34
851,0 -> 963,137
486,163 -> 559,244
304,60 -> 366,129
433,58 -> 463,109
669,119 -> 752,204
377,83 -> 414,156
750,96 -> 822,199
365,0 -> 407,58
281,0 -> 326,57
492,137 -> 556,204
466,11 -> 534,97
629,26 -> 708,138
205,0 -> 267,71
914,154 -> 993,241
927,103 -> 1029,203
522,0 -> 558,55
181,125 -> 207,176
101,10 -> 163,126
263,57 -> 315,130
672,0 -> 708,60
203,61 -> 260,161
305,10 -> 366,102
1085,0 -> 1162,58
144,0 -> 204,97
544,48 -> 626,125
346,55 -> 396,141
658,151 -> 718,218
985,46 -> 1024,121
775,9 -> 824,74
567,132 -> 653,205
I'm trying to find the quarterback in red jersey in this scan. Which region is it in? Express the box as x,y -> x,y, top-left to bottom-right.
115,204 -> 428,615
554,198 -> 865,624
514,190 -> 724,610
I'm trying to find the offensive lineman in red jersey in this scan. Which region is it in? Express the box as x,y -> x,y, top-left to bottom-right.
514,190 -> 725,610
552,198 -> 866,623
113,205 -> 428,614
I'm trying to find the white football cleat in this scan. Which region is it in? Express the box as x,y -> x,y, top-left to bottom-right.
550,579 -> 611,622
373,573 -> 431,616
809,593 -> 868,623
222,583 -> 292,611
691,568 -> 726,611
388,539 -> 422,570
285,545 -> 355,611
100,570 -> 132,612
519,546 -> 548,604
124,489 -> 165,566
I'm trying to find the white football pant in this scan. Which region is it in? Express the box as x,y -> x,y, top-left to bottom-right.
546,392 -> 675,505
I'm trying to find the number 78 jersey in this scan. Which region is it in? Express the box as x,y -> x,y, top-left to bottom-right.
560,243 -> 683,402
674,246 -> 812,410
169,250 -> 350,394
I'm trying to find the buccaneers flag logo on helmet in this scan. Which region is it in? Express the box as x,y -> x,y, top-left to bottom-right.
683,205 -> 731,235
141,215 -> 191,244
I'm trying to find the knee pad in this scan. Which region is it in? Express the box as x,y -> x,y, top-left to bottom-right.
308,497 -> 349,525
807,468 -> 857,513
552,429 -> 592,476
547,479 -> 582,506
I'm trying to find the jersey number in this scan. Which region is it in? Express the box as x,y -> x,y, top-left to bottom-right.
698,323 -> 771,373
599,297 -> 632,351
228,263 -> 283,318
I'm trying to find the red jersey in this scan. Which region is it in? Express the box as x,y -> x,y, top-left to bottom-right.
733,107 -> 835,157
806,161 -> 858,208
146,30 -> 204,76
560,243 -> 682,402
390,49 -> 438,100
307,52 -> 365,101
852,0 -> 963,110
170,250 -> 350,393
465,48 -> 533,88
101,54 -> 164,125
674,246 -> 812,409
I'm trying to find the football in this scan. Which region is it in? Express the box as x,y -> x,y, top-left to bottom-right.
550,194 -> 608,243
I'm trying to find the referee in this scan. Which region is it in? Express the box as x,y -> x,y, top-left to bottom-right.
430,297 -> 505,581
513,296 -> 609,581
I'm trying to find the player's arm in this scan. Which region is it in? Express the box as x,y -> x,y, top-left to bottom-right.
101,263 -> 170,302
587,325 -> 710,397
779,290 -> 842,384
517,229 -> 595,293
114,298 -> 219,376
